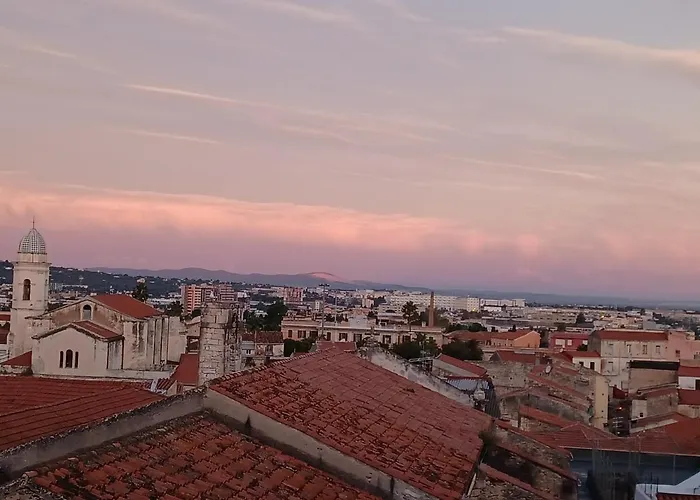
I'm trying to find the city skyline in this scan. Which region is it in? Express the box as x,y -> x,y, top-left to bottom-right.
2,1 -> 700,299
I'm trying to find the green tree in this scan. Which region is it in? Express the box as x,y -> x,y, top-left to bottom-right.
401,301 -> 420,331
392,340 -> 422,360
445,323 -> 468,333
442,339 -> 483,361
575,312 -> 586,325
468,322 -> 487,332
263,300 -> 287,331
165,300 -> 183,317
577,344 -> 588,352
244,310 -> 264,332
132,280 -> 149,302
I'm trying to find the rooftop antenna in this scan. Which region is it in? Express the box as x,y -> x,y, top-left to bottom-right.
32,216 -> 36,229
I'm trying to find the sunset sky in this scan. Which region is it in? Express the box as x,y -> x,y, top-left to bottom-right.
2,1 -> 700,299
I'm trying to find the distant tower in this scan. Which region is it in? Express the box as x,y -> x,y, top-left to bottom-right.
428,291 -> 436,328
9,221 -> 50,358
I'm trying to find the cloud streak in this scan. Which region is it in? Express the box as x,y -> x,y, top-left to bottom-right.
504,27 -> 700,74
230,0 -> 358,26
121,128 -> 221,145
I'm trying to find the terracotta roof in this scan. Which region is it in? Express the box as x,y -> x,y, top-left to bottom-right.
1,350 -> 31,367
0,328 -> 8,344
92,294 -> 163,319
315,340 -> 357,351
436,354 -> 488,377
479,464 -> 557,500
678,389 -> 700,406
595,329 -> 668,341
491,351 -> 537,364
518,405 -> 575,429
0,312 -> 10,321
531,419 -> 700,457
450,331 -> 492,342
211,349 -> 492,499
678,364 -> 700,378
241,330 -> 284,343
0,377 -> 162,451
31,413 -> 380,499
633,385 -> 677,399
34,321 -> 122,342
170,352 -> 199,387
561,350 -> 600,359
492,329 -> 536,341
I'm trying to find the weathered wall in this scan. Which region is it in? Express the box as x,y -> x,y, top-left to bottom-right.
628,368 -> 676,393
32,328 -> 110,377
198,304 -> 236,385
474,362 -> 531,390
360,349 -> 475,408
494,424 -> 570,470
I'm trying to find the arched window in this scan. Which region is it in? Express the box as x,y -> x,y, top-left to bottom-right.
82,304 -> 92,321
74,352 -> 79,369
59,351 -> 64,368
22,279 -> 31,301
65,349 -> 73,369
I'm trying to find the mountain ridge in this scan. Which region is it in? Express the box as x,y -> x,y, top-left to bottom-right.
86,266 -> 700,308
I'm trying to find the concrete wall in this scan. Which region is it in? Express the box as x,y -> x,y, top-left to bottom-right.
203,389 -> 438,499
198,304 -> 236,385
32,328 -> 111,377
0,391 -> 204,476
474,362 -> 531,390
361,349 -> 475,408
432,358 -> 483,378
628,368 -> 676,393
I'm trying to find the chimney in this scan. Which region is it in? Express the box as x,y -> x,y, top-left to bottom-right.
428,291 -> 435,328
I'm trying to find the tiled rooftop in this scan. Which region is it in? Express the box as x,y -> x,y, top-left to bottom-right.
518,405 -> 574,429
678,389 -> 700,406
0,377 -> 162,451
92,294 -> 163,319
35,321 -> 122,341
170,353 -> 199,387
211,349 -> 492,499
678,364 -> 700,378
594,329 -> 668,341
1,351 -> 32,367
436,354 -> 488,377
31,413 -> 380,500
492,329 -> 536,341
561,350 -> 600,359
491,351 -> 538,364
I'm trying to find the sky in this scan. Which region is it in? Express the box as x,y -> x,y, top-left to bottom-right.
2,1 -> 700,299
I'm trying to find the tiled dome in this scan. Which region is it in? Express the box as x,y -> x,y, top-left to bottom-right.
18,227 -> 47,255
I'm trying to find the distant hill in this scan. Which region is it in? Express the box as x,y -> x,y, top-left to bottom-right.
88,267 -> 424,292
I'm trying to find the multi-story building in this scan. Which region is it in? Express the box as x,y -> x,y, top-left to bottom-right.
181,284 -> 237,314
282,287 -> 304,306
550,331 -> 589,350
281,317 -> 445,348
589,329 -> 670,389
387,292 -> 482,312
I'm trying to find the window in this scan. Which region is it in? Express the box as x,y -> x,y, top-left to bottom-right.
626,343 -> 631,354
65,349 -> 73,368
74,352 -> 79,368
382,335 -> 392,345
339,332 -> 348,341
59,351 -> 64,368
287,330 -> 293,339
642,344 -> 648,355
353,334 -> 362,343
22,279 -> 31,301
579,362 -> 584,367
695,379 -> 700,391
655,345 -> 661,355
589,362 -> 595,370
675,350 -> 681,358
82,304 -> 92,321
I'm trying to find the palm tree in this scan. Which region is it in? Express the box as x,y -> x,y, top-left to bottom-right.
401,301 -> 420,333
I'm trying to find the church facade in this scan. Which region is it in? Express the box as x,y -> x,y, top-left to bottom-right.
3,225 -> 190,381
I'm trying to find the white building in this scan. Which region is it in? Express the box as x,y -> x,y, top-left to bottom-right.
387,292 -> 480,312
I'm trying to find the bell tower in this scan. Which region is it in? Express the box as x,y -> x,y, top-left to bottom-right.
9,221 -> 50,358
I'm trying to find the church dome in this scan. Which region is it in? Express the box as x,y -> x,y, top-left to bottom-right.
18,227 -> 47,255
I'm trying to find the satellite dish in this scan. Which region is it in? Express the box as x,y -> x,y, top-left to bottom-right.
544,364 -> 553,375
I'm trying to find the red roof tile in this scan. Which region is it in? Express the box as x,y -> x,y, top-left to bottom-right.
678,364 -> 700,378
92,294 -> 163,319
678,389 -> 700,406
32,413 -> 380,500
450,331 -> 492,342
550,332 -> 590,340
212,349 -> 492,499
657,494 -> 700,500
241,331 -> 283,343
491,351 -> 537,364
0,312 -> 10,322
518,405 -> 575,429
171,352 -> 199,387
492,329 -> 536,341
0,377 -> 162,451
595,329 -> 668,341
479,464 -> 558,500
1,350 -> 31,367
436,354 -> 488,377
561,350 -> 600,359
0,328 -> 8,344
